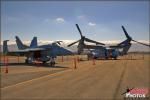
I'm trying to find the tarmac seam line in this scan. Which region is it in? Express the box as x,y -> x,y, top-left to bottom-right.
1,68 -> 72,90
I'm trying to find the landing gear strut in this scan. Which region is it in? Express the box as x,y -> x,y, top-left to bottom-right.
50,61 -> 55,66
50,57 -> 55,67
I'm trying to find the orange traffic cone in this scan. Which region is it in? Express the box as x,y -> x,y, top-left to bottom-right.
5,57 -> 8,73
93,59 -> 95,65
74,58 -> 77,69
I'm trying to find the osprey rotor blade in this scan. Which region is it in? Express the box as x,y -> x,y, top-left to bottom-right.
132,40 -> 150,47
67,40 -> 80,47
122,26 -> 131,39
85,38 -> 105,45
76,24 -> 83,37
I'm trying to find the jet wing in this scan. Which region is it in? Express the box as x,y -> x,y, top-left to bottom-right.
25,48 -> 46,52
6,48 -> 46,56
12,48 -> 46,53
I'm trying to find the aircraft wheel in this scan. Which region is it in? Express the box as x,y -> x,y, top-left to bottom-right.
114,57 -> 117,60
50,62 -> 55,67
25,59 -> 29,64
105,57 -> 108,60
42,61 -> 46,64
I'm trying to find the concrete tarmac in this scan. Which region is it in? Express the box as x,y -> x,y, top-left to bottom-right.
1,54 -> 149,100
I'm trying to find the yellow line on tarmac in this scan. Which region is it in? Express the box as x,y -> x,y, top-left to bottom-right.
1,69 -> 71,90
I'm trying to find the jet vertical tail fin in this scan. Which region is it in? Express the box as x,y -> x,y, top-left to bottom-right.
3,40 -> 9,55
30,37 -> 37,48
15,36 -> 28,50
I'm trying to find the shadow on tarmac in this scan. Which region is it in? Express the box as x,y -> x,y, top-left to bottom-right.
1,63 -> 69,68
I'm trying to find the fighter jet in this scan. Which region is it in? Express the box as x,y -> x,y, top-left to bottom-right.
3,36 -> 73,64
